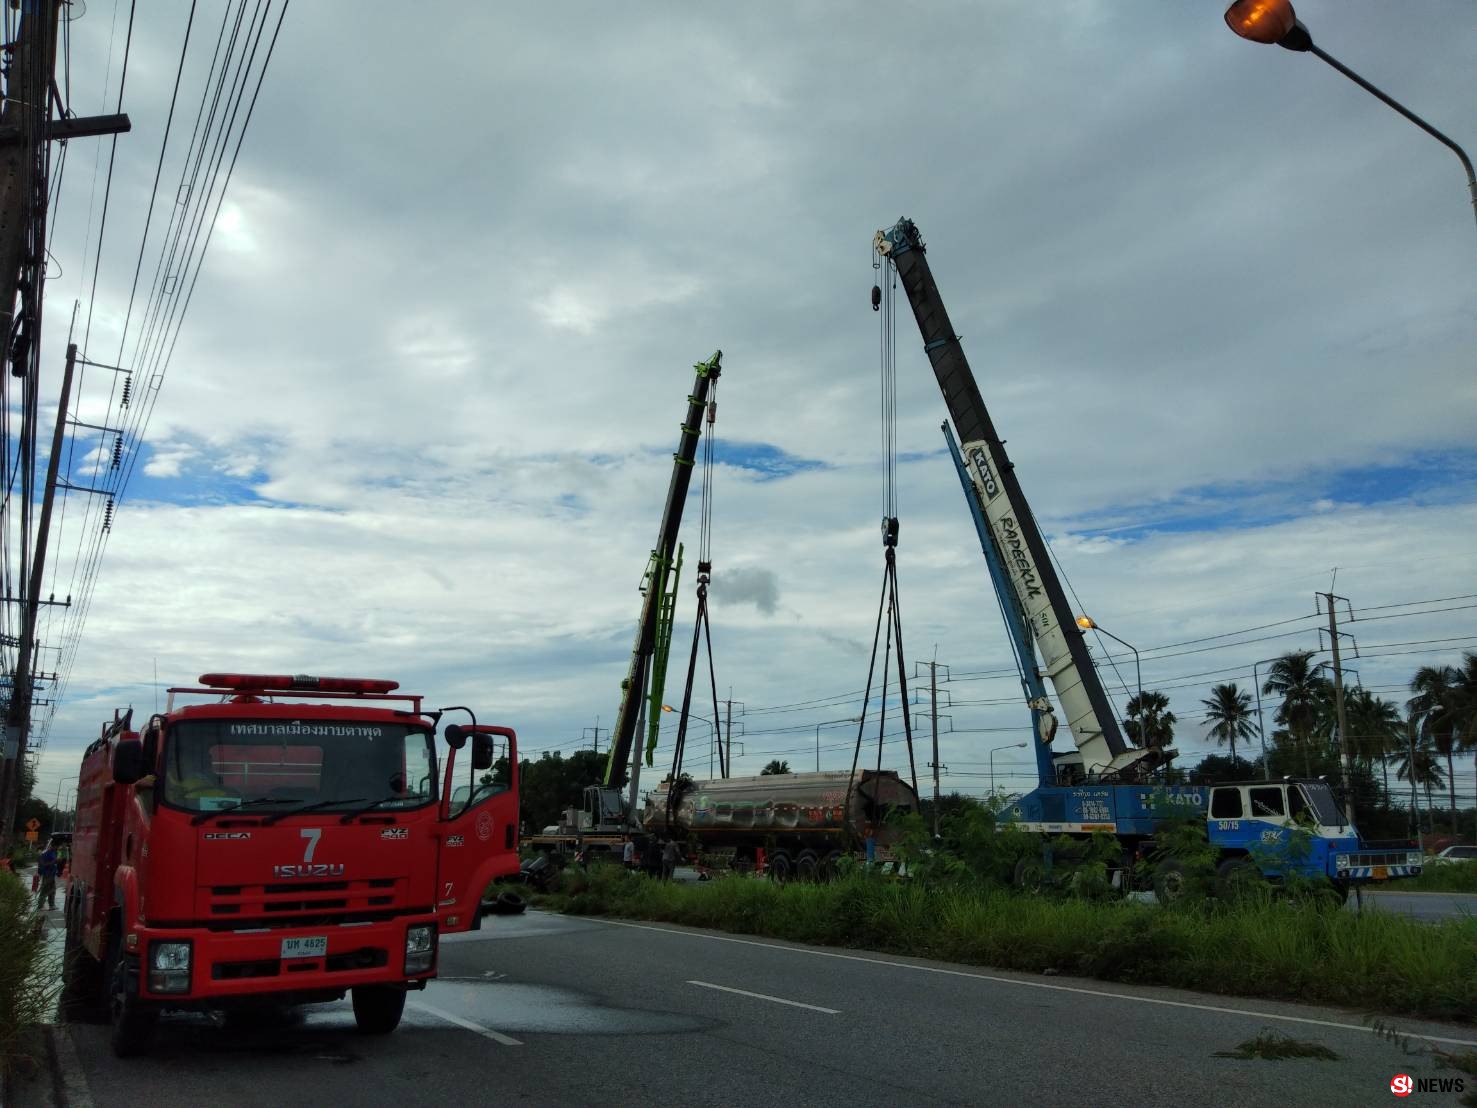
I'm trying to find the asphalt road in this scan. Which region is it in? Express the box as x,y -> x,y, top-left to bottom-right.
1356,889 -> 1477,922
61,910 -> 1475,1108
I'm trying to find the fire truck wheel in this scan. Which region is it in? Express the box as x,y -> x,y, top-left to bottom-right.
106,937 -> 157,1057
351,986 -> 406,1034
60,911 -> 103,1018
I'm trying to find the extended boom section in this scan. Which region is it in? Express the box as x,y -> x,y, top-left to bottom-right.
604,351 -> 722,787
876,219 -> 1162,782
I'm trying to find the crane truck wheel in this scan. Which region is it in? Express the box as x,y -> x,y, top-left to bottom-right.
105,935 -> 157,1057
351,985 -> 407,1034
795,850 -> 821,883
1013,858 -> 1046,894
1152,860 -> 1188,906
768,851 -> 793,884
1214,857 -> 1262,901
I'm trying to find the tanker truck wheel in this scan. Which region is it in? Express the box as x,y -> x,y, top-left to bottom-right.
820,851 -> 844,881
351,985 -> 406,1034
768,851 -> 793,884
795,851 -> 820,883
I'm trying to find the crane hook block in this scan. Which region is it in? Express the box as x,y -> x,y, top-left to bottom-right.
871,285 -> 881,311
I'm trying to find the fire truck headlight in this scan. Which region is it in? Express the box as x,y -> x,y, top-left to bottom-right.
148,941 -> 192,994
404,925 -> 436,975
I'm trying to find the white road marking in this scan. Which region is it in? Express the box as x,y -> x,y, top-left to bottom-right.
409,1000 -> 522,1045
596,919 -> 1477,1049
688,980 -> 840,1014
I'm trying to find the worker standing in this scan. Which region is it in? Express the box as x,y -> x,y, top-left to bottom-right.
621,836 -> 636,871
662,839 -> 680,881
36,838 -> 59,910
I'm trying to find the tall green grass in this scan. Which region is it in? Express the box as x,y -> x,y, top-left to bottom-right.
1387,861 -> 1477,895
541,867 -> 1477,1023
0,871 -> 57,1079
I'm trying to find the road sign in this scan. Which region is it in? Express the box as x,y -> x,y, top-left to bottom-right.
24,830 -> 37,843
24,817 -> 39,831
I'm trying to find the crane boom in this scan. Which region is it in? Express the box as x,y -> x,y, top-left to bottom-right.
603,351 -> 722,787
876,219 -> 1163,782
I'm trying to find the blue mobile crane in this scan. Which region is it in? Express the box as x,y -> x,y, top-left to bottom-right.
876,218 -> 1420,900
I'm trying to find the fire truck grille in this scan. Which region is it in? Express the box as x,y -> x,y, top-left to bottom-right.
205,878 -> 411,929
211,948 -> 389,980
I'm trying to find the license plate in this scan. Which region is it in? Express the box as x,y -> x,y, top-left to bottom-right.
280,936 -> 327,960
1372,865 -> 1387,880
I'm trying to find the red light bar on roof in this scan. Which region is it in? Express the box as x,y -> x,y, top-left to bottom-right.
197,673 -> 400,694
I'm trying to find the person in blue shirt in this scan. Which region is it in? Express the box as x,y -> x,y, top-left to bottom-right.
36,839 -> 59,910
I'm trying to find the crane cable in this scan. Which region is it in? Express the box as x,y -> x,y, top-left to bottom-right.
846,251 -> 919,838
666,377 -> 724,830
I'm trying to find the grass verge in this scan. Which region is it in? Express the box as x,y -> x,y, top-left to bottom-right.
0,870 -> 57,1081
1385,861 -> 1477,895
536,866 -> 1477,1024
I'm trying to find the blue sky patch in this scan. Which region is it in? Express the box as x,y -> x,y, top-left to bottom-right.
1069,448 -> 1477,541
708,440 -> 828,481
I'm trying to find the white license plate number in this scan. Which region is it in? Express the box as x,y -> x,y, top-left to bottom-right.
280,936 -> 327,960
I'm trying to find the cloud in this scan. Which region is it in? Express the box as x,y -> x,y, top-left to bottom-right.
712,567 -> 780,616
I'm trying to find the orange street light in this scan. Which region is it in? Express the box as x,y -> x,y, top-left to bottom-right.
1224,1 -> 1476,234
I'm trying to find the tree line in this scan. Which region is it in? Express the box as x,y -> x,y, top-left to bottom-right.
1127,649 -> 1476,838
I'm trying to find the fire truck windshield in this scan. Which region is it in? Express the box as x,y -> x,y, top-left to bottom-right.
162,719 -> 436,815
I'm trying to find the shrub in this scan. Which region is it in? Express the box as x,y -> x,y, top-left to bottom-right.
0,871 -> 57,1079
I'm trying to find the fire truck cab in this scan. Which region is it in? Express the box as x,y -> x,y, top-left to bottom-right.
63,673 -> 520,1057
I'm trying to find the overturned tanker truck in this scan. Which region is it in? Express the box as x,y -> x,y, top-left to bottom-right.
641,770 -> 920,881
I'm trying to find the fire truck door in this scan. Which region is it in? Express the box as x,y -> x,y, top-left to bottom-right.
437,726 -> 520,933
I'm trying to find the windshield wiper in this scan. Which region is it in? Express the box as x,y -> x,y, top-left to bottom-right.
190,797 -> 300,826
338,795 -> 411,824
260,797 -> 368,825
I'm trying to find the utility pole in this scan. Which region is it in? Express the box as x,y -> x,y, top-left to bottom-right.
0,0 -> 130,849
584,720 -> 607,755
0,343 -> 75,841
914,657 -> 949,838
1320,591 -> 1355,821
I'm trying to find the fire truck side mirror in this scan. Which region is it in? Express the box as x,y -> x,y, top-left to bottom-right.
444,724 -> 467,750
471,734 -> 495,772
141,727 -> 159,768
112,738 -> 147,785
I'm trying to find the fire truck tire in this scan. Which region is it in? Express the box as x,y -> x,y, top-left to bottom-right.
106,937 -> 157,1057
351,986 -> 406,1034
60,913 -> 103,1018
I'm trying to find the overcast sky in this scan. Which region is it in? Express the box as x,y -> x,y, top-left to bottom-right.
19,1 -> 1477,809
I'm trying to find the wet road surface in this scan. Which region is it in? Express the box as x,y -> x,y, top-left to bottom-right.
63,910 -> 1475,1107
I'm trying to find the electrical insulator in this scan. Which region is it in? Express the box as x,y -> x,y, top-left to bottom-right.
871,285 -> 881,312
112,436 -> 123,469
120,376 -> 132,407
103,498 -> 114,531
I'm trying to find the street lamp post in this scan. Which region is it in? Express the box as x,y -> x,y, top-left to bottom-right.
989,742 -> 1028,800
1224,0 -> 1477,234
814,717 -> 862,773
1076,616 -> 1142,739
1252,656 -> 1280,782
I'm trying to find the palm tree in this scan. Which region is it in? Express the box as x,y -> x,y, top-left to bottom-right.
1200,683 -> 1257,767
760,760 -> 791,776
1409,665 -> 1461,833
1124,691 -> 1175,750
1394,722 -> 1445,834
1261,652 -> 1326,778
1344,688 -> 1404,801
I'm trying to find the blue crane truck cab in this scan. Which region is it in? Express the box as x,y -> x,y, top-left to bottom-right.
1004,777 -> 1422,901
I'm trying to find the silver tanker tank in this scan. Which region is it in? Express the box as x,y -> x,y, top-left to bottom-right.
641,769 -> 919,879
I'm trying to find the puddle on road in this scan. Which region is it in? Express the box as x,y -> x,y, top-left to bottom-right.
421,979 -> 712,1036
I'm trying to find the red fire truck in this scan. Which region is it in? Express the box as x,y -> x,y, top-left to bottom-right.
61,673 -> 520,1056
